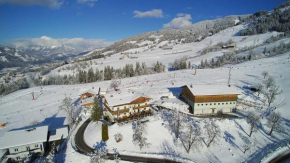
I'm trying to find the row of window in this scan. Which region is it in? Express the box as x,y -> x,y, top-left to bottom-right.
197,102 -> 235,106
116,103 -> 148,110
14,144 -> 39,152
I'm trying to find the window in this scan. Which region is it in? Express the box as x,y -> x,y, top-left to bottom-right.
214,103 -> 216,105
197,104 -> 200,106
230,102 -> 232,104
205,104 -> 208,106
210,103 -> 212,105
201,104 -> 203,106
226,103 -> 228,105
222,103 -> 224,105
35,144 -> 38,148
218,103 -> 220,105
233,102 -> 235,104
15,148 -> 18,152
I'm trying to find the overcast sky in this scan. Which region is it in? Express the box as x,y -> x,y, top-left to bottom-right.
0,0 -> 287,47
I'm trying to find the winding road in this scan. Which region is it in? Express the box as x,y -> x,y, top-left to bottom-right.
74,119 -> 94,154
74,119 -> 179,163
268,149 -> 290,163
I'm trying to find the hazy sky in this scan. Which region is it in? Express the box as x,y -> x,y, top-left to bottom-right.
0,0 -> 287,45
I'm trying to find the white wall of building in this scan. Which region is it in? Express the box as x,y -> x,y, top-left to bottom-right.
194,101 -> 236,115
7,142 -> 45,160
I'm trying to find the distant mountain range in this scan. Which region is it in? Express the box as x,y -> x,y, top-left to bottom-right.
0,44 -> 103,69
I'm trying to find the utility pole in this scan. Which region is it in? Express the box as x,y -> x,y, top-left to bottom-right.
228,67 -> 232,87
32,91 -> 35,100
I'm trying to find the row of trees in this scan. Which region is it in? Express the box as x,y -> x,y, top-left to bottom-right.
0,78 -> 29,95
171,57 -> 191,70
199,41 -> 290,69
160,110 -> 222,154
247,110 -> 283,138
256,72 -> 283,107
40,61 -> 166,86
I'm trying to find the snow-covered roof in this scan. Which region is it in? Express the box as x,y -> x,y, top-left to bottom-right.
82,97 -> 94,105
185,85 -> 241,96
49,127 -> 69,142
104,93 -> 140,107
79,89 -> 97,96
0,126 -> 48,149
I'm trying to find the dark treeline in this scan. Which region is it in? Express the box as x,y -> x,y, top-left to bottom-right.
240,1 -> 290,36
0,78 -> 29,95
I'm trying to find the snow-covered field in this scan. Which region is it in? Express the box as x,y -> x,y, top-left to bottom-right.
48,25 -> 281,77
0,51 -> 289,162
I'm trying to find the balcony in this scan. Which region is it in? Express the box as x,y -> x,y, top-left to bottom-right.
133,104 -> 150,110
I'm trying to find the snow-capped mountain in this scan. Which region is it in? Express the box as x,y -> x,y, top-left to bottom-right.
0,44 -> 105,69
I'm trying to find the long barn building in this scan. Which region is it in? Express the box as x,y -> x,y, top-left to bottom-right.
181,85 -> 240,115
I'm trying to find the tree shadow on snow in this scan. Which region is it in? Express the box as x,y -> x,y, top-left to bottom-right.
223,131 -> 243,152
206,151 -> 221,163
245,74 -> 261,80
233,119 -> 249,137
236,83 -> 264,103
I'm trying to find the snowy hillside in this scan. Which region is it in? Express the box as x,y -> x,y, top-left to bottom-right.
48,24 -> 281,77
0,50 -> 289,162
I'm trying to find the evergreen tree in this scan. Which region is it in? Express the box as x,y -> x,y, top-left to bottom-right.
88,67 -> 94,83
91,97 -> 102,122
188,61 -> 191,69
200,60 -> 204,68
204,59 -> 209,68
129,64 -> 135,77
142,62 -> 149,75
95,68 -> 102,81
263,47 -> 267,54
135,62 -> 142,76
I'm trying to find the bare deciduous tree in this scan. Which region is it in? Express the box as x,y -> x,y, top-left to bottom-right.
59,96 -> 76,128
180,119 -> 202,153
172,110 -> 184,139
246,111 -> 260,137
266,112 -> 284,136
263,76 -> 275,89
256,83 -> 263,97
264,85 -> 282,107
204,119 -> 221,148
242,138 -> 254,154
91,141 -> 108,163
159,140 -> 179,160
261,71 -> 269,79
110,79 -> 119,89
132,121 -> 150,149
